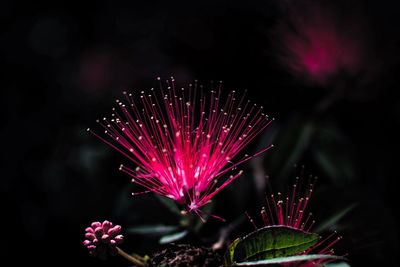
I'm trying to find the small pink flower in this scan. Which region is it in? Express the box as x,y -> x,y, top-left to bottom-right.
83,220 -> 124,258
89,78 -> 273,213
254,178 -> 342,266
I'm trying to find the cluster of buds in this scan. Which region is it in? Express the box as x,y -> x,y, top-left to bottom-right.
83,220 -> 124,258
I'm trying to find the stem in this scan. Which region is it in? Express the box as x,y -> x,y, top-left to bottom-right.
117,247 -> 146,266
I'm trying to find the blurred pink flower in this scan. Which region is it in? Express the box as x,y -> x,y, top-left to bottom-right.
89,78 -> 273,214
277,1 -> 368,86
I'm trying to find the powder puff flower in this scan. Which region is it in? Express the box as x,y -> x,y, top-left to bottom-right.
88,77 -> 273,213
250,178 -> 342,266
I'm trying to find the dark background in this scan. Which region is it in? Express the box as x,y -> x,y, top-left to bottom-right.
2,0 -> 399,266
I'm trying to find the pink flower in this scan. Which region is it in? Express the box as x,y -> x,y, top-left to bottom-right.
257,178 -> 342,266
83,220 -> 123,258
88,77 -> 273,213
277,1 -> 367,86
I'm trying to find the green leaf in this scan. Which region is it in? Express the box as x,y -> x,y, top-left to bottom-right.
324,262 -> 351,267
156,195 -> 181,215
225,226 -> 319,266
315,203 -> 357,233
159,230 -> 188,244
232,254 -> 346,266
127,224 -> 179,236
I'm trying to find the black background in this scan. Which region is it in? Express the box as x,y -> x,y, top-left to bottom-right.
2,0 -> 399,266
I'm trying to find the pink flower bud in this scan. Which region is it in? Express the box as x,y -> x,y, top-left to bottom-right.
107,225 -> 121,235
94,227 -> 103,237
102,220 -> 112,231
91,222 -> 101,228
85,233 -> 95,240
114,235 -> 123,243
